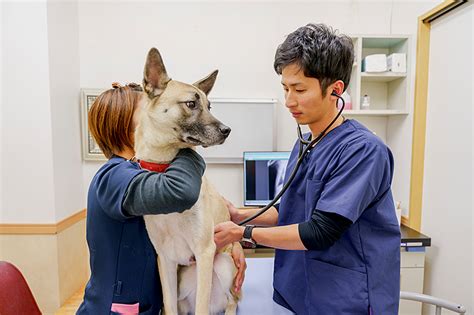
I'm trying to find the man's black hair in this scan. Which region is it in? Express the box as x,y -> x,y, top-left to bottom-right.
274,23 -> 354,96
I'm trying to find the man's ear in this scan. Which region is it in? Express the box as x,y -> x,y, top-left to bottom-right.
143,48 -> 171,98
329,80 -> 345,97
193,70 -> 218,95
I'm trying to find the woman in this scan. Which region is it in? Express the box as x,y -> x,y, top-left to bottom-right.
77,83 -> 245,314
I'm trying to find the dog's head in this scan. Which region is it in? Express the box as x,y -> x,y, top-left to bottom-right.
140,47 -> 230,149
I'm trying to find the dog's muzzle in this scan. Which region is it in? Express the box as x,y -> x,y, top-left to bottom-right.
219,124 -> 231,138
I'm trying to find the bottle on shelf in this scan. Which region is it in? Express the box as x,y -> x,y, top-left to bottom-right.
361,94 -> 370,110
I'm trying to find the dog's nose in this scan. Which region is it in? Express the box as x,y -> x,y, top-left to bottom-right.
219,125 -> 231,136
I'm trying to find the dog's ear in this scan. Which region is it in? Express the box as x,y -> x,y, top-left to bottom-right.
193,70 -> 218,95
143,48 -> 171,98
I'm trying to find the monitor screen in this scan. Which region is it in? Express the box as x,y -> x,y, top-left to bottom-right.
243,151 -> 291,207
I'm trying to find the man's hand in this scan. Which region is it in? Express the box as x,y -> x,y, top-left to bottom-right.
230,242 -> 246,293
223,198 -> 242,223
214,221 -> 244,250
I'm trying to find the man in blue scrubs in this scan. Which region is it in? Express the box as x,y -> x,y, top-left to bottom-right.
215,23 -> 401,314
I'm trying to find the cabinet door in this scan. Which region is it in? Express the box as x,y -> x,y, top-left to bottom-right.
400,267 -> 424,314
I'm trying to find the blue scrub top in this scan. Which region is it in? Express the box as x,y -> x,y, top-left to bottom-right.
274,120 -> 401,315
77,156 -> 163,315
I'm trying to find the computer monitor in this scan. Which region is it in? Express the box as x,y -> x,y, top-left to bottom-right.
243,151 -> 291,207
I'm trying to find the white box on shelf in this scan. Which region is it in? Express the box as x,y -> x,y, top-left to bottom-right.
362,54 -> 387,72
387,53 -> 406,73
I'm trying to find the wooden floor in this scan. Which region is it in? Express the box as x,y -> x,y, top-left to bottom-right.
55,286 -> 84,315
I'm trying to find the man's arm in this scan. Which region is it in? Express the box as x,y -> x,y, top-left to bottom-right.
214,210 -> 351,251
224,199 -> 278,226
233,207 -> 279,226
252,224 -> 306,249
253,210 -> 352,250
214,222 -> 305,250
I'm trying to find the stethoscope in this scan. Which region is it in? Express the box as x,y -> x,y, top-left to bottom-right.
238,91 -> 345,226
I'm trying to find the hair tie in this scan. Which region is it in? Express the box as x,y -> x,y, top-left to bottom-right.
111,82 -> 122,89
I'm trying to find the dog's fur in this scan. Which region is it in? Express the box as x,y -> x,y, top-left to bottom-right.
134,48 -> 240,315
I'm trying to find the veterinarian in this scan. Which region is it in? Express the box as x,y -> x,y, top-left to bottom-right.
214,23 -> 401,314
77,83 -> 246,314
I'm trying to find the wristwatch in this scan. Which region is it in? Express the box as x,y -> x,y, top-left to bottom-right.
241,225 -> 257,249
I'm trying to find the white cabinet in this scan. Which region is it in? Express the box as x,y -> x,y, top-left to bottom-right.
346,35 -> 411,116
400,250 -> 426,314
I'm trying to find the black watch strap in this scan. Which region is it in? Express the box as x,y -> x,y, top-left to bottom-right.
243,225 -> 255,240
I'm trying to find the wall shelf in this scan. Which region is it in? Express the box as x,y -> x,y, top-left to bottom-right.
343,109 -> 409,116
361,72 -> 407,82
347,35 -> 410,113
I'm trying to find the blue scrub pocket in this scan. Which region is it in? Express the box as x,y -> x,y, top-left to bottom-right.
304,256 -> 369,315
304,179 -> 324,221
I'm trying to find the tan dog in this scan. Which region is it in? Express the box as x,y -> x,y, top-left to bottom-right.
134,48 -> 240,315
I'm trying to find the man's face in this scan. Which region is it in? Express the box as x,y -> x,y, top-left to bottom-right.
281,63 -> 333,127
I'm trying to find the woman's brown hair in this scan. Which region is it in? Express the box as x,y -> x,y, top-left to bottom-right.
88,83 -> 143,159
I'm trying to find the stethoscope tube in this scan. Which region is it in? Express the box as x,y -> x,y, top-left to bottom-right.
238,92 -> 345,226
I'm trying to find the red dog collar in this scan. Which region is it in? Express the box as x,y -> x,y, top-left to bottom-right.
139,160 -> 170,173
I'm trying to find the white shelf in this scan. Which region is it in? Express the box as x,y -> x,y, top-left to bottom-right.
361,72 -> 407,82
343,109 -> 409,116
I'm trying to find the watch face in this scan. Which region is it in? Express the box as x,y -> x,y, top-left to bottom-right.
241,240 -> 257,249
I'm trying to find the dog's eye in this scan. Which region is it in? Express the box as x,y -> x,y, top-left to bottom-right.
208,103 -> 212,110
185,101 -> 196,109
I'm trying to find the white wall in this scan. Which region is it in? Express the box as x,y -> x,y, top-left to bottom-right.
47,1 -> 84,222
1,1 -> 83,223
421,3 -> 473,314
0,1 -> 3,225
78,0 -> 439,207
1,2 -> 56,223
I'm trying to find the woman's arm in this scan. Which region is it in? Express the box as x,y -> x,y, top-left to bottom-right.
123,148 -> 206,216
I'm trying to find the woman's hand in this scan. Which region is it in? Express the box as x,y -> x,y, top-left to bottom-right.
230,242 -> 246,293
214,221 -> 244,250
223,198 -> 242,223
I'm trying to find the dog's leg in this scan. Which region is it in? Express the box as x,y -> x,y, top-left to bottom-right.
213,252 -> 239,315
224,299 -> 238,315
157,256 -> 178,315
194,245 -> 216,315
